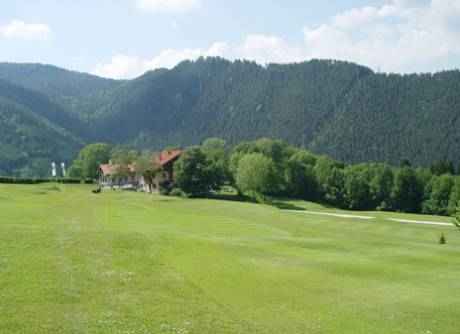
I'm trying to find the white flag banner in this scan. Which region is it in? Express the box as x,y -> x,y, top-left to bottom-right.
61,162 -> 66,177
51,162 -> 57,177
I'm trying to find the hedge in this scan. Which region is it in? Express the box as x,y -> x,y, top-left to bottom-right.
0,177 -> 94,184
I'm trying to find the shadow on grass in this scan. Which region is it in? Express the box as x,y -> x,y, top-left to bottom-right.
157,198 -> 177,202
196,193 -> 257,203
44,185 -> 61,192
268,200 -> 306,211
196,193 -> 307,211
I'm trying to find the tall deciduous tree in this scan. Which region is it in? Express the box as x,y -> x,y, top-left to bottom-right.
201,138 -> 229,184
235,153 -> 277,201
135,153 -> 160,193
69,143 -> 111,179
174,147 -> 221,196
110,147 -> 139,183
422,174 -> 455,215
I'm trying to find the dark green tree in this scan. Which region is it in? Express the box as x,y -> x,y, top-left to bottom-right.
314,156 -> 345,206
430,160 -> 455,176
344,166 -> 371,210
285,150 -> 318,200
323,168 -> 345,207
400,159 -> 412,168
174,147 -> 222,196
368,164 -> 394,210
391,167 -> 424,213
201,138 -> 229,184
422,175 -> 455,215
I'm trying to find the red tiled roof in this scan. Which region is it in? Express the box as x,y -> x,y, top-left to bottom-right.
155,149 -> 183,167
100,164 -> 114,175
99,164 -> 136,176
99,149 -> 183,175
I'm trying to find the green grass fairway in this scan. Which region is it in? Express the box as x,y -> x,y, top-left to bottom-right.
1,184 -> 459,334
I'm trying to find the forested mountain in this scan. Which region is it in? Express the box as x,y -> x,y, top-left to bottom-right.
0,58 -> 459,176
95,59 -> 372,148
311,71 -> 460,166
0,85 -> 83,176
0,79 -> 88,135
0,63 -> 123,121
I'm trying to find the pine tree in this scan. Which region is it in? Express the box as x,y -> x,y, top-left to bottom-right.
439,233 -> 447,245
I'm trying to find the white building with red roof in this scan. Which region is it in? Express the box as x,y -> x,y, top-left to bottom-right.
98,149 -> 183,192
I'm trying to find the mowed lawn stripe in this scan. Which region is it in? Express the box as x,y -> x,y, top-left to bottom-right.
0,184 -> 459,333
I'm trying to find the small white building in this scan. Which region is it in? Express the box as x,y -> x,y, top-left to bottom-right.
98,164 -> 140,190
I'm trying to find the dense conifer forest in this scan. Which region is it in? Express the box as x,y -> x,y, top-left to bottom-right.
0,57 -> 459,176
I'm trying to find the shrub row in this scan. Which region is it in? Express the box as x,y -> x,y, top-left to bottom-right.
0,177 -> 94,184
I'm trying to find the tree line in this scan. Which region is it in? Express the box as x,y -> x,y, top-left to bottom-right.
70,138 -> 460,217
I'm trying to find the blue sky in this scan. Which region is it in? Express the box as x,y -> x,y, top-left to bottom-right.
1,0 -> 459,78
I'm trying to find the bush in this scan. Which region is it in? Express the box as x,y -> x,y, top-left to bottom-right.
57,178 -> 82,184
0,177 -> 89,184
170,188 -> 187,198
159,180 -> 173,196
84,178 -> 94,184
0,177 -> 50,184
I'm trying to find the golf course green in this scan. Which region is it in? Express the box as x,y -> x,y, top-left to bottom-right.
0,184 -> 459,333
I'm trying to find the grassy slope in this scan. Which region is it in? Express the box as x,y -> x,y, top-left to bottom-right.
0,184 -> 459,334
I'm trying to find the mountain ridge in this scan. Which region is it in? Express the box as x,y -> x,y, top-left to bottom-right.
1,57 -> 459,176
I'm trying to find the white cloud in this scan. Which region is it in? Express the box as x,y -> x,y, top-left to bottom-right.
302,0 -> 460,73
137,0 -> 200,13
94,0 -> 460,78
92,35 -> 306,79
92,42 -> 228,79
0,20 -> 51,40
92,55 -> 148,80
237,34 -> 304,64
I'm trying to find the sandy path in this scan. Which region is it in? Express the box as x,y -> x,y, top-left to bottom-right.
285,210 -> 375,220
284,210 -> 452,227
386,218 -> 452,227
